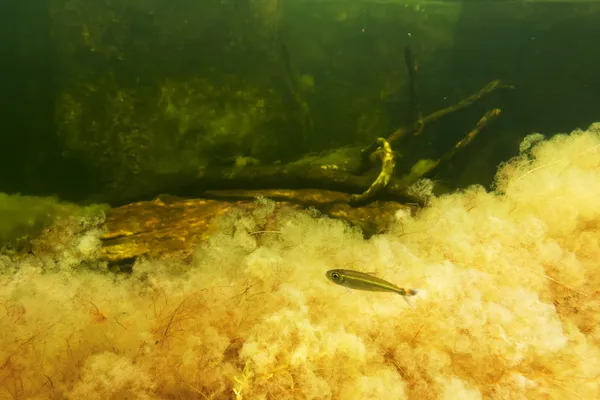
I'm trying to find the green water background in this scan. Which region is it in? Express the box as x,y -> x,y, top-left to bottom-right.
1,0 -> 598,205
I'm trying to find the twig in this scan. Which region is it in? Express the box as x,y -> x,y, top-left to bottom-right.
387,80 -> 514,143
425,108 -> 502,178
404,46 -> 424,136
179,380 -> 212,399
528,267 -> 590,298
516,142 -> 600,182
359,78 -> 512,179
350,137 -> 396,204
157,299 -> 186,348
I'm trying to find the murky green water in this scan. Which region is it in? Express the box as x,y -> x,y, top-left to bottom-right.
1,0 -> 599,203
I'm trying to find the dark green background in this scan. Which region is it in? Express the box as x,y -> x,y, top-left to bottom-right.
1,0 -> 598,205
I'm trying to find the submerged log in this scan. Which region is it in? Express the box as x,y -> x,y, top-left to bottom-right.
99,189 -> 413,269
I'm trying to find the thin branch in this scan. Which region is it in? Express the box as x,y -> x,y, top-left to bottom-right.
350,137 -> 396,205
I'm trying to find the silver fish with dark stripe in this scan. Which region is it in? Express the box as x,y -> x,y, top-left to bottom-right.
326,269 -> 418,305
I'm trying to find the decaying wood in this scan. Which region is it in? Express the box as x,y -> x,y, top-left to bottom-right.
388,79 -> 514,143
404,45 -> 424,136
103,47 -> 513,208
108,157 -> 421,208
424,108 -> 503,178
349,137 -> 396,205
95,48 -> 511,267
99,190 -> 413,268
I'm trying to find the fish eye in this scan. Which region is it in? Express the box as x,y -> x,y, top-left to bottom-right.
332,273 -> 339,279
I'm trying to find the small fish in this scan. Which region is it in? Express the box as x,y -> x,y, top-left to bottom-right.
326,269 -> 418,306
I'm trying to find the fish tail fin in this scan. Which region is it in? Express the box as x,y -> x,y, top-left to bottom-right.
399,288 -> 418,296
398,288 -> 418,308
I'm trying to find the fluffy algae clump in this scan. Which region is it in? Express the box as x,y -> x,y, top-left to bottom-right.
1,123 -> 600,399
